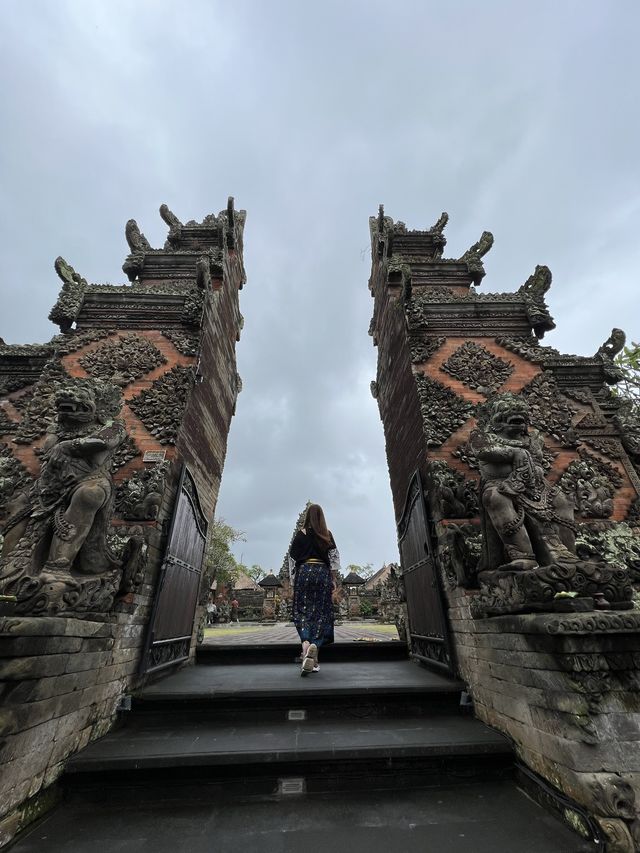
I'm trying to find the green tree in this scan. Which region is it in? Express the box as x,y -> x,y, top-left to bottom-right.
615,341 -> 640,405
203,519 -> 245,594
244,564 -> 267,583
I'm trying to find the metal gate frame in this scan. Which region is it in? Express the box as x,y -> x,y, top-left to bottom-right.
397,470 -> 456,676
140,464 -> 208,676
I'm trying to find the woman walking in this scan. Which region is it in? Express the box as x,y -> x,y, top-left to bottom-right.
289,503 -> 339,676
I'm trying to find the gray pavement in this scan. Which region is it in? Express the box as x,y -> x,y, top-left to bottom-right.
202,620 -> 400,645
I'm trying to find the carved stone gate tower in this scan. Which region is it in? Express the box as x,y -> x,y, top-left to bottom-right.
0,201 -> 245,844
369,208 -> 640,849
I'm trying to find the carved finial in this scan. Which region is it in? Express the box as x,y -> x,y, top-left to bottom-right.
378,205 -> 385,232
521,265 -> 552,300
463,231 -> 493,260
125,219 -> 152,253
429,212 -> 449,235
159,204 -> 182,229
596,328 -> 626,360
227,197 -> 235,228
459,231 -> 493,283
54,256 -> 86,287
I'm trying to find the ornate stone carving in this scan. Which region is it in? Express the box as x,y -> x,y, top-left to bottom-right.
615,403 -> 640,475
182,288 -> 204,326
559,459 -> 615,518
48,257 -> 88,332
0,378 -> 144,615
125,219 -> 153,253
439,523 -> 481,588
577,447 -> 623,489
576,523 -> 640,580
596,328 -> 626,360
0,444 -> 32,527
428,212 -> 448,235
160,203 -> 183,249
115,461 -> 169,520
161,329 -> 200,356
471,393 -> 577,574
520,371 -> 578,446
587,775 -> 636,820
414,375 -> 475,447
111,434 -> 140,471
12,359 -> 71,444
409,335 -> 444,364
426,459 -> 479,519
441,341 -> 513,395
79,334 -> 166,385
469,393 -> 632,616
584,437 -> 623,460
596,817 -> 635,853
458,231 -> 493,282
370,380 -> 378,399
495,336 -> 559,363
518,265 -> 556,336
128,365 -> 195,444
626,497 -> 640,527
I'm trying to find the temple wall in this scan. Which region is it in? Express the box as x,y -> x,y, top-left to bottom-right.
368,210 -> 640,849
447,596 -> 640,849
0,203 -> 245,846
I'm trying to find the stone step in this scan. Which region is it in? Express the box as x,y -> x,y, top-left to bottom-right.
196,639 -> 408,665
14,779 -> 592,853
133,660 -> 464,718
65,712 -> 512,787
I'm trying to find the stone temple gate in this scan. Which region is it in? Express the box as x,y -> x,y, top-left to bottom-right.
0,201 -> 245,841
369,208 -> 640,848
1,202 -> 640,851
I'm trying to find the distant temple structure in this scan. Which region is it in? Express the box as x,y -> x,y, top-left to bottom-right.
368,207 -> 640,847
0,201 -> 245,840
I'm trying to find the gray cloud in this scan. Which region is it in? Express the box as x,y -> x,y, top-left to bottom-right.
2,0 -> 639,570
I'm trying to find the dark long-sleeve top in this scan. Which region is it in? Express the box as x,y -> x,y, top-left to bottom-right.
289,529 -> 336,567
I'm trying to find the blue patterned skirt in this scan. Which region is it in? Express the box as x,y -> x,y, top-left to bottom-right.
292,562 -> 334,646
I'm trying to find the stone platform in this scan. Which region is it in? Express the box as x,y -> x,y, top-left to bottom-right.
8,653 -> 599,852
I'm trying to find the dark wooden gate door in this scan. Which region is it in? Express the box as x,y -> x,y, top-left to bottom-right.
397,470 -> 455,676
140,465 -> 208,676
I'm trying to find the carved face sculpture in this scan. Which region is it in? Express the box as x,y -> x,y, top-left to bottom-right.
54,385 -> 97,426
485,394 -> 530,439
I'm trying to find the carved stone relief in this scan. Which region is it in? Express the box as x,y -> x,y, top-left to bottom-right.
128,365 -> 195,445
12,360 -> 71,444
161,329 -> 200,356
48,257 -> 88,332
426,459 -> 478,519
440,341 -> 513,395
79,334 -> 166,385
409,335 -> 445,364
559,459 -> 615,519
414,375 -> 475,447
0,377 -> 144,615
520,371 -> 578,446
0,444 -> 32,526
468,392 -> 632,616
115,461 -> 170,520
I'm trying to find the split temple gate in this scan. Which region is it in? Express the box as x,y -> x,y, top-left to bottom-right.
368,208 -> 640,849
0,202 -> 245,843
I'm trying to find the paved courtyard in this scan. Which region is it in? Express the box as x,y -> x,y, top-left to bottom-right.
202,620 -> 400,645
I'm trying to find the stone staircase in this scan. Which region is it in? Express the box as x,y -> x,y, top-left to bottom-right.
10,643 -> 595,853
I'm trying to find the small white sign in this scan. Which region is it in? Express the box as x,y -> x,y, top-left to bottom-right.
143,450 -> 167,463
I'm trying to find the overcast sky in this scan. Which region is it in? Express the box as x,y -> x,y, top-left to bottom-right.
2,1 -> 639,572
